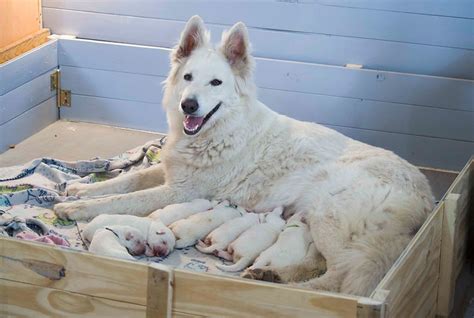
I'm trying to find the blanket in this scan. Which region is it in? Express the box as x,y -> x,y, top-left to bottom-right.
0,137 -> 234,275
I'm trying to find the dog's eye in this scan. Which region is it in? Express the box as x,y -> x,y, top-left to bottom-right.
210,79 -> 222,86
184,73 -> 192,81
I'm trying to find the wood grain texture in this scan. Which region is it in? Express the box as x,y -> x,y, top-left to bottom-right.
0,96 -> 57,153
0,237 -> 150,305
41,1 -> 474,49
0,28 -> 50,64
49,10 -> 474,79
0,279 -> 146,318
0,39 -> 58,95
372,202 -> 444,318
0,0 -> 42,47
0,69 -> 57,125
146,264 -> 173,318
173,270 -> 365,318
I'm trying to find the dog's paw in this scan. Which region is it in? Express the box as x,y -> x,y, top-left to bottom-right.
54,201 -> 90,221
241,267 -> 282,283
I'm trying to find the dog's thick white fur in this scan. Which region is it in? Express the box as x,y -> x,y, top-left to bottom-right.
88,225 -> 146,260
83,214 -> 175,257
196,211 -> 262,254
148,198 -> 218,226
169,201 -> 245,248
216,207 -> 285,272
54,16 -> 434,296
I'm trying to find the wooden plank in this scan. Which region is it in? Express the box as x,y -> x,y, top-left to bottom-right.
173,269 -> 363,318
372,202 -> 444,317
0,279 -> 146,318
315,0 -> 474,19
0,28 -> 50,64
0,97 -> 57,153
260,88 -> 474,142
0,69 -> 57,125
59,95 -> 165,133
41,1 -> 474,49
56,38 -> 474,112
0,39 -> 58,95
0,0 -> 42,47
60,66 -> 164,104
146,264 -> 173,318
0,237 -> 153,306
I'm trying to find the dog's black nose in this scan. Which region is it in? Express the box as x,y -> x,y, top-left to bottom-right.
181,98 -> 199,114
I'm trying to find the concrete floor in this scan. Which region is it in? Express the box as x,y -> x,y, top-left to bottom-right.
0,120 -> 161,167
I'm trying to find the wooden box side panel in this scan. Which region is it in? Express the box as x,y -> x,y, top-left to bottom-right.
372,202 -> 444,318
436,159 -> 473,316
0,0 -> 42,48
0,279 -> 146,318
173,270 -> 370,318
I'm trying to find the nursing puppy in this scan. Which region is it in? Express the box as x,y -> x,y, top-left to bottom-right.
54,16 -> 434,296
216,207 -> 285,272
88,225 -> 146,260
196,212 -> 261,254
83,214 -> 175,257
170,201 -> 245,248
148,198 -> 218,226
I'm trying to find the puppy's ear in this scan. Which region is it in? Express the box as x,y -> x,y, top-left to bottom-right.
172,15 -> 208,63
220,22 -> 253,76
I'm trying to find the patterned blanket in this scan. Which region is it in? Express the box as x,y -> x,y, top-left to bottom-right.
0,137 -> 234,275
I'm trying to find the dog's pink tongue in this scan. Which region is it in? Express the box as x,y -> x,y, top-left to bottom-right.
184,116 -> 204,131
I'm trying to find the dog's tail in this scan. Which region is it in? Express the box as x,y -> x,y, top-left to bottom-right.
338,232 -> 412,296
216,257 -> 252,272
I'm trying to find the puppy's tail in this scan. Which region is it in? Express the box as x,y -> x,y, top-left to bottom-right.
216,257 -> 252,272
338,233 -> 412,296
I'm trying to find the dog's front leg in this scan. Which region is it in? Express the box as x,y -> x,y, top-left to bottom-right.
67,165 -> 165,197
54,184 -> 193,221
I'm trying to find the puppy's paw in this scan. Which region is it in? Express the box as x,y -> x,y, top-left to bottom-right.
54,201 -> 89,221
241,267 -> 282,283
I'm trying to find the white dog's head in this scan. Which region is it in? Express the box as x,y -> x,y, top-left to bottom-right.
145,221 -> 176,257
163,15 -> 255,137
105,225 -> 146,256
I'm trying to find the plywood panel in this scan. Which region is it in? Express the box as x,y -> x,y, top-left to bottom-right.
0,69 -> 56,125
173,270 -> 366,318
50,13 -> 474,80
0,279 -> 146,318
0,96 -> 57,153
0,28 -> 50,64
0,39 -> 58,95
0,0 -> 42,47
41,1 -> 474,49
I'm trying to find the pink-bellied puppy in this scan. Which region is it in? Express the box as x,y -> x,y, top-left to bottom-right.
216,207 -> 285,272
148,198 -> 218,226
196,212 -> 262,254
169,201 -> 245,248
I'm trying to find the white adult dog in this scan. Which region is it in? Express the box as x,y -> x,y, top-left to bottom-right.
54,16 -> 434,296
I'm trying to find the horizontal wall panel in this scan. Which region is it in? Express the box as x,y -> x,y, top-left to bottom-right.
0,70 -> 57,125
57,38 -> 474,112
60,95 -> 166,133
260,88 -> 474,142
61,66 -> 164,104
0,97 -> 58,153
0,40 -> 58,95
42,2 -> 474,49
57,31 -> 474,81
329,125 -> 474,171
315,0 -> 474,19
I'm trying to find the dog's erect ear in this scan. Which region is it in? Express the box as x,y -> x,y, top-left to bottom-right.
173,15 -> 208,62
220,22 -> 252,76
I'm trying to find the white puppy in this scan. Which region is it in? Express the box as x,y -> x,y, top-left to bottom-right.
88,225 -> 146,260
83,214 -> 175,257
196,212 -> 261,254
148,198 -> 218,226
216,207 -> 285,272
169,201 -> 245,248
250,214 -> 312,269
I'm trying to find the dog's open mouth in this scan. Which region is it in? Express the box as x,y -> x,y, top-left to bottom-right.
183,102 -> 222,135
